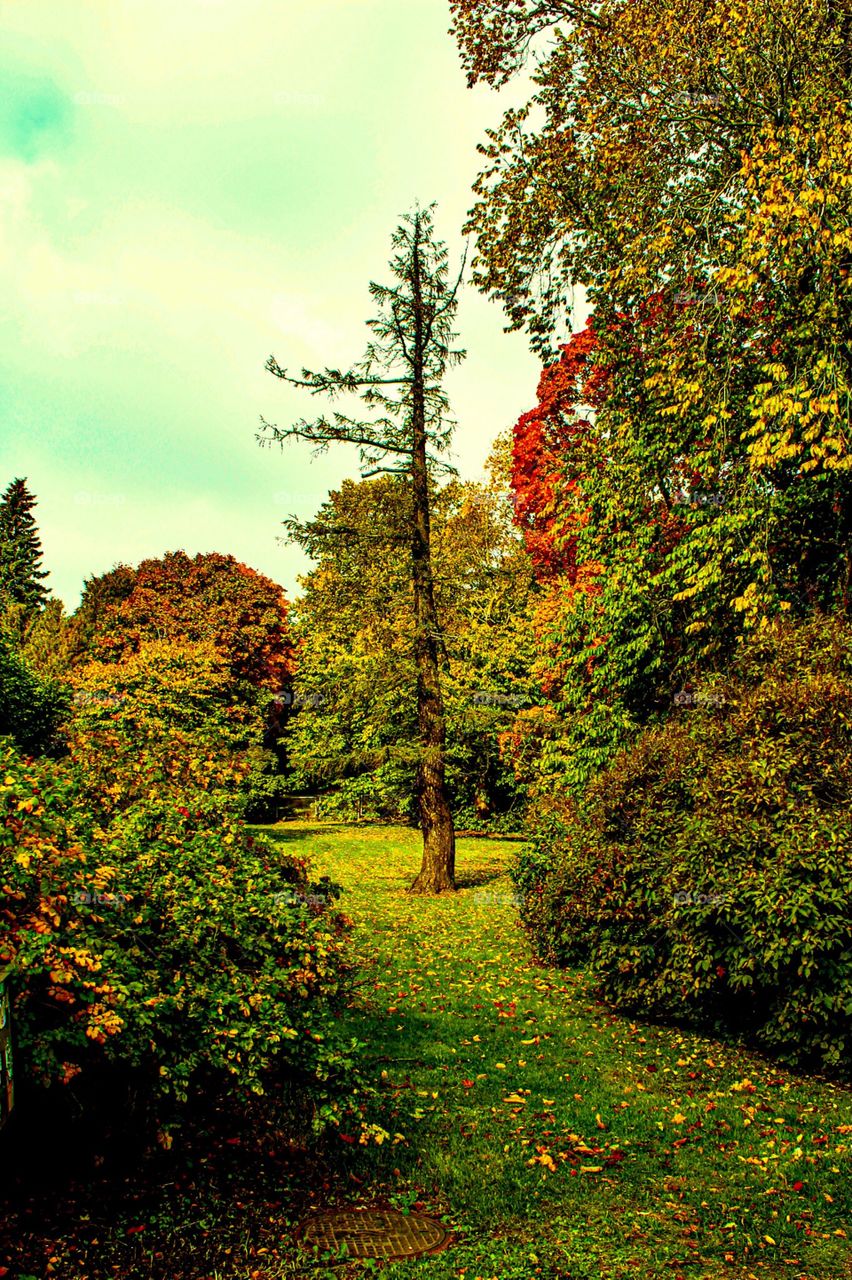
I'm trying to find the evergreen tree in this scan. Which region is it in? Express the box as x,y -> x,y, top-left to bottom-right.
0,478 -> 50,616
260,205 -> 464,893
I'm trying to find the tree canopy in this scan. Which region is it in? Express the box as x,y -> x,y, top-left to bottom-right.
286,468 -> 538,827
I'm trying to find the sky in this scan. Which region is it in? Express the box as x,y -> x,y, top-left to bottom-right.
0,0 -> 544,608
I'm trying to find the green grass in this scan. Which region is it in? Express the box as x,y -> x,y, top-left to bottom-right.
2,822 -> 849,1280
270,822 -> 852,1280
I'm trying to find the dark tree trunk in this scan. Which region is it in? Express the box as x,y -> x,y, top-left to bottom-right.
407,220 -> 456,894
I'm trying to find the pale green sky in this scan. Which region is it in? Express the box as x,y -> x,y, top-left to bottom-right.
0,0 -> 546,607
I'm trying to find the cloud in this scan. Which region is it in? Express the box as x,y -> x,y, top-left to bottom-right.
0,0 -> 541,608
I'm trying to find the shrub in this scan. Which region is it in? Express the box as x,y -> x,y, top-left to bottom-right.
0,631 -> 69,755
69,638 -> 285,822
237,741 -> 290,822
513,614 -> 852,1073
0,735 -> 358,1133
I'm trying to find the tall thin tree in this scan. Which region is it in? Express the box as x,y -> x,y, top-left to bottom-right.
259,205 -> 464,893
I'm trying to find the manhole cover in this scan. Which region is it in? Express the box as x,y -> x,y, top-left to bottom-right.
297,1207 -> 452,1259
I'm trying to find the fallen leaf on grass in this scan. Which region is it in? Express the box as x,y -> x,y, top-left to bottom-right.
529,1151 -> 557,1171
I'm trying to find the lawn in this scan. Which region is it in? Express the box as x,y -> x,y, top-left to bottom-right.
274,823 -> 851,1280
0,822 -> 849,1280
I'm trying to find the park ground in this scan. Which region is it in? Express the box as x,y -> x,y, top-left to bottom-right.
1,823 -> 850,1279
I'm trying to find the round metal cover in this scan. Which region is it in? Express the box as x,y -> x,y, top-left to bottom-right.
297,1206 -> 452,1259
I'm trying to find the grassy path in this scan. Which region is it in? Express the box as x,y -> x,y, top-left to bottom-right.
276,823 -> 851,1280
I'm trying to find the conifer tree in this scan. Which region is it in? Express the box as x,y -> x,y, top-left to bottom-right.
260,206 -> 463,892
0,478 -> 50,617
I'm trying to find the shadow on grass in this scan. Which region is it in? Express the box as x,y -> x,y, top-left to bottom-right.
454,866 -> 508,890
251,822 -> 352,843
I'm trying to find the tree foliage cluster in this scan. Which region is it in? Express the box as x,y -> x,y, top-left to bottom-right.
67,551 -> 294,819
74,549 -> 292,690
0,478 -> 49,617
0,487 -> 363,1137
450,0 -> 852,1063
0,541 -> 295,820
454,0 -> 852,782
0,479 -> 70,755
285,468 -> 538,828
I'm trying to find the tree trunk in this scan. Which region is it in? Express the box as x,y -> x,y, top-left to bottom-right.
407,216 -> 456,894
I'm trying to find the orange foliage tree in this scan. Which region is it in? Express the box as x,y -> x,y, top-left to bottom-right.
74,551 -> 292,691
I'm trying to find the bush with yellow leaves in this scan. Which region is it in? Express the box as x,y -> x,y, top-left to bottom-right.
0,735 -> 358,1133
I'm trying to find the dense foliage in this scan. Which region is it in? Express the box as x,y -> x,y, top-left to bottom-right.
0,631 -> 69,756
67,552 -> 294,819
285,468 -> 538,827
512,615 -> 852,1071
0,733 -> 357,1133
69,637 -> 285,820
446,5 -> 852,1079
0,478 -> 50,616
453,0 -> 852,790
507,309 -> 852,789
72,551 -> 292,689
0,503 -> 352,1139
